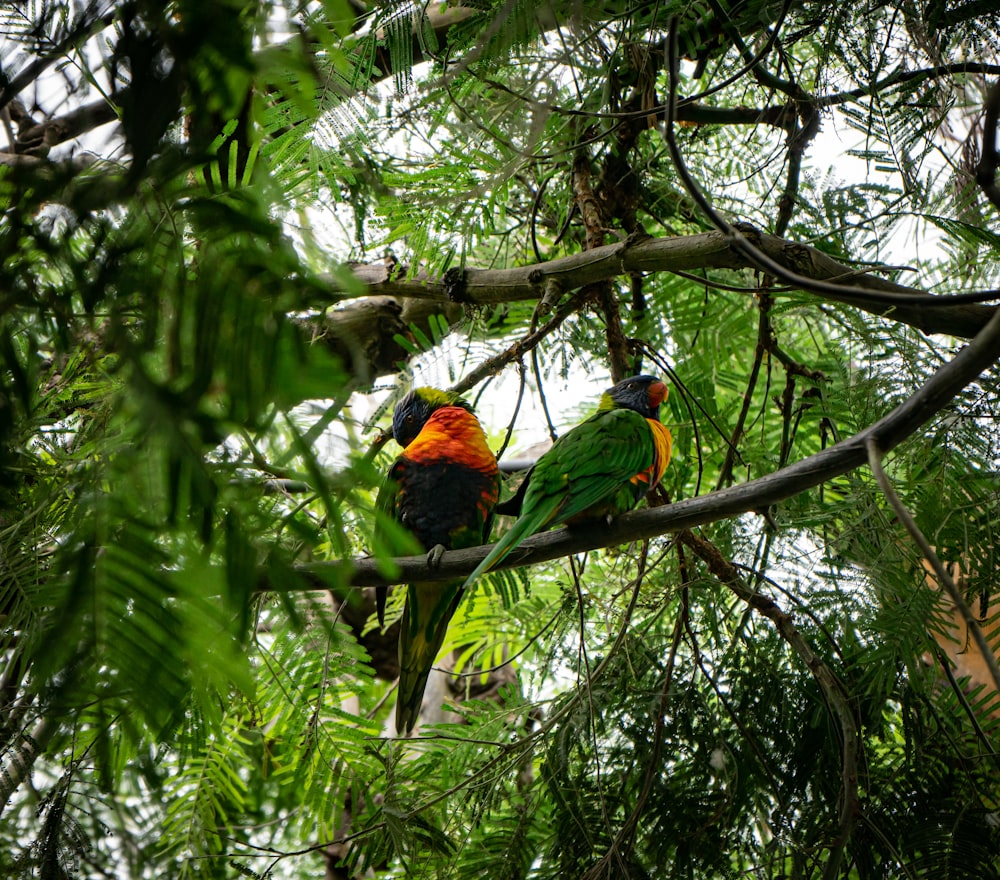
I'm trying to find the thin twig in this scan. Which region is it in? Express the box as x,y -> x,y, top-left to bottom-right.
934,647 -> 999,759
778,369 -> 797,469
865,437 -> 1000,696
531,342 -> 559,443
668,268 -> 793,293
816,62 -> 1000,109
640,344 -> 741,494
450,292 -> 583,397
976,80 -> 1000,211
493,360 -> 527,461
589,590 -> 684,876
718,292 -> 771,489
679,529 -> 860,879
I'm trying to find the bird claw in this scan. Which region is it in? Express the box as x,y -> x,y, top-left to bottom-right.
426,544 -> 447,569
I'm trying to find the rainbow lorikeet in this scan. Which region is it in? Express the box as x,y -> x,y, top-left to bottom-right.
375,387 -> 500,734
460,374 -> 672,592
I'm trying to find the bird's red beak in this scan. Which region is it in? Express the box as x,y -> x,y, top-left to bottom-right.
648,380 -> 667,406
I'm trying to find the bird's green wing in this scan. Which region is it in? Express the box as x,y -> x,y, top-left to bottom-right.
528,408 -> 656,525
460,409 -> 657,592
374,462 -> 400,525
395,578 -> 464,733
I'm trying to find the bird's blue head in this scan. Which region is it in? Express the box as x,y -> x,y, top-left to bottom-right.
392,387 -> 473,446
599,374 -> 668,421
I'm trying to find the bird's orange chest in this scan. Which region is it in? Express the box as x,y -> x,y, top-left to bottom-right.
629,419 -> 673,488
403,408 -> 497,475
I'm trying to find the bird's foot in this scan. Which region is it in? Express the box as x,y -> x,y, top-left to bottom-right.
426,544 -> 447,569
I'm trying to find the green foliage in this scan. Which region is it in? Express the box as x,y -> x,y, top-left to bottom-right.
3,1 -> 1000,878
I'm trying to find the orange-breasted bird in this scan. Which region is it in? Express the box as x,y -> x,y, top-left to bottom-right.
375,387 -> 500,733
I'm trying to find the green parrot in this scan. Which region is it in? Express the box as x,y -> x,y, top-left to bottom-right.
460,374 -> 672,592
375,387 -> 500,734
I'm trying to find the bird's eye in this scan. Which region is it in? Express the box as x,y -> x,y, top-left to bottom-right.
626,382 -> 636,390
405,414 -> 414,424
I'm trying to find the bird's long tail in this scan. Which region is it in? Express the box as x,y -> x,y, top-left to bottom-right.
461,497 -> 561,593
395,580 -> 463,734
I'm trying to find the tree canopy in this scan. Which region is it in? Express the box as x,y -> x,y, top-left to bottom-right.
3,1 -> 1000,878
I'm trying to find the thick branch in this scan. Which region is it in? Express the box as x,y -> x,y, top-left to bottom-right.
0,151 -> 95,170
307,295 -> 462,384
292,303 -> 1000,590
337,228 -> 997,339
11,97 -> 118,154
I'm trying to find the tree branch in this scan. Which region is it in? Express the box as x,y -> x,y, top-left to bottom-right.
10,97 -> 118,155
0,2 -> 480,165
659,26 -> 1000,337
815,62 -> 1000,108
307,295 -> 463,385
290,302 -> 1000,590
717,292 -> 772,488
0,717 -> 54,821
0,151 -> 95,170
977,80 -> 1000,212
678,530 -> 860,878
335,228 -> 998,340
449,292 -> 584,395
0,10 -> 116,115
